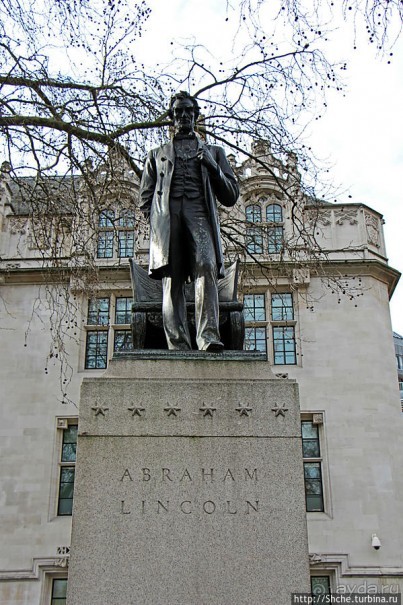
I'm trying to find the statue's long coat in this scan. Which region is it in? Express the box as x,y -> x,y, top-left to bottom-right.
139,137 -> 239,281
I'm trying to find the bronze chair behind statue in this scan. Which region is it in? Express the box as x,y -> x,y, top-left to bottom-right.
129,259 -> 244,350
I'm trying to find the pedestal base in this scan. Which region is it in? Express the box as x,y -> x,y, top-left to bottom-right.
67,357 -> 310,605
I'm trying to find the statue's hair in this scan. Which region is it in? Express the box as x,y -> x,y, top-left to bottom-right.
168,91 -> 200,121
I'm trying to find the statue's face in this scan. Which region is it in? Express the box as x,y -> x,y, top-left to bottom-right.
172,98 -> 196,135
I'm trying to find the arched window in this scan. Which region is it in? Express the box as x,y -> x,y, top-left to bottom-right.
266,203 -> 283,223
246,204 -> 262,223
98,209 -> 115,228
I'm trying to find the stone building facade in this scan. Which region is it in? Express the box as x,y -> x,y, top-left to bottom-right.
0,143 -> 402,604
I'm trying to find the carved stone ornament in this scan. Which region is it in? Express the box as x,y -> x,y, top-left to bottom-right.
128,405 -> 145,417
364,212 -> 380,248
271,403 -> 289,417
251,139 -> 271,157
54,557 -> 69,568
235,403 -> 252,417
199,403 -> 217,417
335,208 -> 358,226
293,268 -> 310,285
57,546 -> 70,555
91,405 -> 109,417
309,553 -> 323,565
27,227 -> 52,250
306,209 -> 331,227
138,222 -> 150,240
312,412 -> 324,425
8,216 -> 29,235
163,403 -> 181,417
55,546 -> 70,568
4,262 -> 21,269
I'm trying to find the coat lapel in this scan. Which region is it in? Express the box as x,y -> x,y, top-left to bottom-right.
158,142 -> 175,165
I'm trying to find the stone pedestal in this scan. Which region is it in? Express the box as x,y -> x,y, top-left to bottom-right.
67,354 -> 310,605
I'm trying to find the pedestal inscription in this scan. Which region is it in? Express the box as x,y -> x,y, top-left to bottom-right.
67,357 -> 310,605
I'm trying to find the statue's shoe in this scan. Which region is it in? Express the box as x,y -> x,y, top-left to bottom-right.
205,341 -> 224,352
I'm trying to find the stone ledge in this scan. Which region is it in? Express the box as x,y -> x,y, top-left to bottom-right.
112,349 -> 267,362
104,351 -> 274,381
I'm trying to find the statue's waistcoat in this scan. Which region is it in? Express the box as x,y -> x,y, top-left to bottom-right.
170,137 -> 203,199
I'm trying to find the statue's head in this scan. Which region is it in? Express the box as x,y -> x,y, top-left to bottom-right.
169,91 -> 200,135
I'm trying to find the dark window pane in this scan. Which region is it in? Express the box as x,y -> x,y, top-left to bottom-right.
311,576 -> 331,597
61,443 -> 76,462
97,231 -> 114,258
118,230 -> 135,258
52,578 -> 68,603
246,227 -> 263,254
87,298 -> 110,325
85,331 -> 108,369
58,467 -> 75,516
244,327 -> 267,353
306,480 -> 322,498
243,294 -> 266,322
301,422 -> 321,457
301,421 -> 318,440
273,326 -> 296,364
266,203 -> 283,223
115,297 -> 133,324
301,420 -> 320,458
306,494 -> 324,512
271,293 -> 294,321
304,465 -> 321,481
59,482 -> 74,500
304,462 -> 324,512
98,209 -> 115,227
60,467 -> 75,483
57,498 -> 73,516
302,440 -> 320,458
61,425 -> 77,462
62,425 -> 78,444
268,226 -> 283,253
114,330 -> 133,352
246,204 -> 262,223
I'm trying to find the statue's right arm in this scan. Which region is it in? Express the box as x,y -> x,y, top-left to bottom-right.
138,151 -> 157,218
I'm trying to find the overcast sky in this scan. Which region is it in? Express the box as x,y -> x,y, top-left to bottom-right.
136,0 -> 402,334
307,31 -> 403,336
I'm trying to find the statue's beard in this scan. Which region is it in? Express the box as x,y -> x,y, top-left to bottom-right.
176,121 -> 193,134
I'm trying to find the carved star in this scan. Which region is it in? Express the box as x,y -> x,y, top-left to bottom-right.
91,405 -> 109,417
199,403 -> 217,417
235,403 -> 252,417
164,403 -> 181,417
271,403 -> 289,417
128,405 -> 145,417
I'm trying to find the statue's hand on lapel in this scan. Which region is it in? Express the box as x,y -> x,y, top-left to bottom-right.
197,146 -> 219,175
